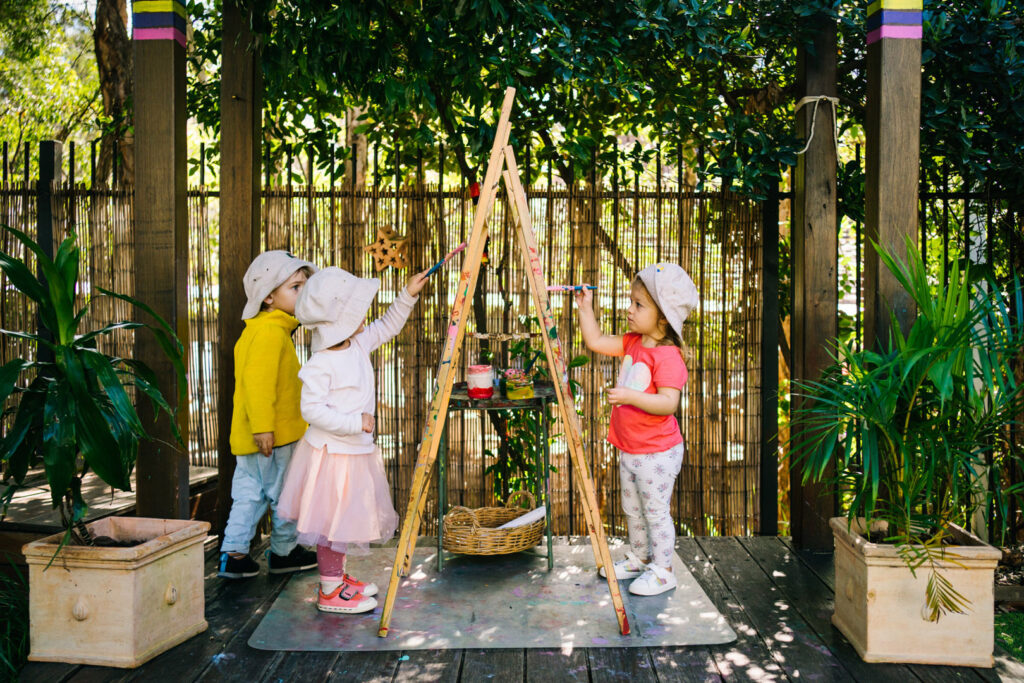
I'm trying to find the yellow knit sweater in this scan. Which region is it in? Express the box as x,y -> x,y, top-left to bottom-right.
229,310 -> 307,455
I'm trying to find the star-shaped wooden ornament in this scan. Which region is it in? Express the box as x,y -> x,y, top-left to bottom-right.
364,227 -> 410,271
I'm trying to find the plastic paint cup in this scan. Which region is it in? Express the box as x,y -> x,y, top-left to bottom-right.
467,364 -> 494,399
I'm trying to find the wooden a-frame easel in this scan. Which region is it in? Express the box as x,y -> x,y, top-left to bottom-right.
377,87 -> 630,637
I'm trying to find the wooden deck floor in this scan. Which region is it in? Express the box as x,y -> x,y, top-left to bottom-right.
2,467 -> 218,530
19,536 -> 1024,682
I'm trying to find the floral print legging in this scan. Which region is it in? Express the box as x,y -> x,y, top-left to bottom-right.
619,442 -> 686,569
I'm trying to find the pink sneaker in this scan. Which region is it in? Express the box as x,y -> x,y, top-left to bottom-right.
344,573 -> 378,597
317,584 -> 377,614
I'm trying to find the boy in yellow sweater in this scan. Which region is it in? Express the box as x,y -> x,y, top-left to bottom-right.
219,251 -> 319,578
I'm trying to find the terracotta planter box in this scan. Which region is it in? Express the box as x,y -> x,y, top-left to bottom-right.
22,516 -> 210,668
830,517 -> 999,668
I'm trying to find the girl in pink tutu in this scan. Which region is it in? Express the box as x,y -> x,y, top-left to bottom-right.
278,266 -> 429,614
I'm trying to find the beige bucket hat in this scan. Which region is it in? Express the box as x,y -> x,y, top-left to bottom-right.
295,267 -> 381,352
242,250 -> 318,320
636,263 -> 699,339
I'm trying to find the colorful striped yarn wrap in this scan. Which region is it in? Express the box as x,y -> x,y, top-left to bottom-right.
866,0 -> 922,45
133,0 -> 187,48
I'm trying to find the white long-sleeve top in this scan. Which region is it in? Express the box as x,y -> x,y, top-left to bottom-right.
299,288 -> 418,454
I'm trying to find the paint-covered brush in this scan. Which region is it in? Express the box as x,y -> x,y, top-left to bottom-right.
546,285 -> 597,292
426,242 -> 468,276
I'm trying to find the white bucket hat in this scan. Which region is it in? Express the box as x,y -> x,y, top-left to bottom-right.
242,250 -> 318,320
636,263 -> 699,339
295,267 -> 380,352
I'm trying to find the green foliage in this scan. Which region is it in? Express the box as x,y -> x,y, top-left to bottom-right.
788,238 -> 1024,620
996,612 -> 1024,663
920,0 -> 1024,195
188,0 -> 861,192
0,0 -> 52,63
483,315 -> 587,502
0,2 -> 101,174
0,225 -> 186,544
0,560 -> 28,679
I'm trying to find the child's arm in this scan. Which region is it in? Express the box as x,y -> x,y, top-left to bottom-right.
361,270 -> 429,351
299,361 -> 375,435
607,386 -> 681,416
573,285 -> 624,356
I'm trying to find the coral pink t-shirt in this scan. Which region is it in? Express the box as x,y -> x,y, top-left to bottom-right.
607,333 -> 687,454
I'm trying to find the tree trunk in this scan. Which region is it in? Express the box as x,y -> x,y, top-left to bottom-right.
344,105 -> 368,188
93,0 -> 133,186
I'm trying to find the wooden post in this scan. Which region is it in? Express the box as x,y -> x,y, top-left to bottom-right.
36,141 -> 61,366
217,0 -> 263,536
759,180 -> 779,536
132,0 -> 190,518
790,14 -> 838,550
864,0 -> 922,348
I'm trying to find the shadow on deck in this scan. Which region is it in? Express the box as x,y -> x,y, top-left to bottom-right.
18,536 -> 1024,682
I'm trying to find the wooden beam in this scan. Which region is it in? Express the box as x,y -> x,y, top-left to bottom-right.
863,3 -> 922,348
759,181 -> 779,536
36,141 -> 61,367
790,15 -> 838,550
216,1 -> 263,536
132,14 -> 190,518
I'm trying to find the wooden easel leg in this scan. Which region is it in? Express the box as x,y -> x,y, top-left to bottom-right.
377,88 -> 517,638
500,147 -> 631,636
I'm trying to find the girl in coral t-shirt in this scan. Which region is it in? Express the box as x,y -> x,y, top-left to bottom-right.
574,263 -> 698,597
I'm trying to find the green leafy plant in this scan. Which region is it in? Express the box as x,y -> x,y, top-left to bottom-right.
483,316 -> 588,502
789,238 -> 1024,621
0,559 -> 28,679
0,225 -> 186,546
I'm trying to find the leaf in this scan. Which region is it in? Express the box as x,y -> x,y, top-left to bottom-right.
53,234 -> 80,309
58,347 -> 130,490
568,354 -> 590,368
0,224 -> 75,343
81,350 -> 146,439
96,288 -> 187,407
119,359 -> 180,443
0,358 -> 30,405
41,380 -> 76,509
1,375 -> 47,482
74,321 -> 145,347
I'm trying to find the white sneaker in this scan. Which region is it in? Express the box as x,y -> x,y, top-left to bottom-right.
598,551 -> 647,579
629,563 -> 677,596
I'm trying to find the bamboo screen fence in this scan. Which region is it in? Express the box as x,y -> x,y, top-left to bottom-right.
1,180 -> 765,536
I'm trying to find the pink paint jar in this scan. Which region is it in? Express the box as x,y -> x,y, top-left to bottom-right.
467,364 -> 494,399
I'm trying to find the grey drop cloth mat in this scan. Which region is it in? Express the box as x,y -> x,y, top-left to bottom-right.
250,543 -> 736,652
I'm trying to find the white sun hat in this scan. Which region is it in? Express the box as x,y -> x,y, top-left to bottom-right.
242,250 -> 318,320
295,266 -> 381,352
636,263 -> 699,339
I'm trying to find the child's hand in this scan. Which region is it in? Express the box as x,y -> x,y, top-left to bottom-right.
361,413 -> 375,433
406,269 -> 430,297
254,432 -> 274,456
606,387 -> 636,407
573,284 -> 594,310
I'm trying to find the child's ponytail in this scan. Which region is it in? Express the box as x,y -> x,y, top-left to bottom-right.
659,321 -> 692,365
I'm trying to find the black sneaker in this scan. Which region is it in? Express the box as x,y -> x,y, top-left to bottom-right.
267,546 -> 318,574
218,552 -> 260,579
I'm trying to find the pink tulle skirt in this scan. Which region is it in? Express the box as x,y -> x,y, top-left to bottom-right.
277,439 -> 398,555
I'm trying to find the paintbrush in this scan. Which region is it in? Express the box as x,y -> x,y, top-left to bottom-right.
546,285 -> 597,292
523,349 -> 544,374
426,242 -> 468,276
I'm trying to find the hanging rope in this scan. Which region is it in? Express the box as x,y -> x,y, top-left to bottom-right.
794,95 -> 840,157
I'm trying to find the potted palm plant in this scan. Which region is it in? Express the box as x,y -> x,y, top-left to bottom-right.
0,225 -> 209,668
790,240 -> 1024,667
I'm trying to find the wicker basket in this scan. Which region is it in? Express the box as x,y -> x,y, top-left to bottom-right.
442,491 -> 544,556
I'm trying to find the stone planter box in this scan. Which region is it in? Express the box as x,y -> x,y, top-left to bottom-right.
830,517 -> 1000,668
22,516 -> 210,668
